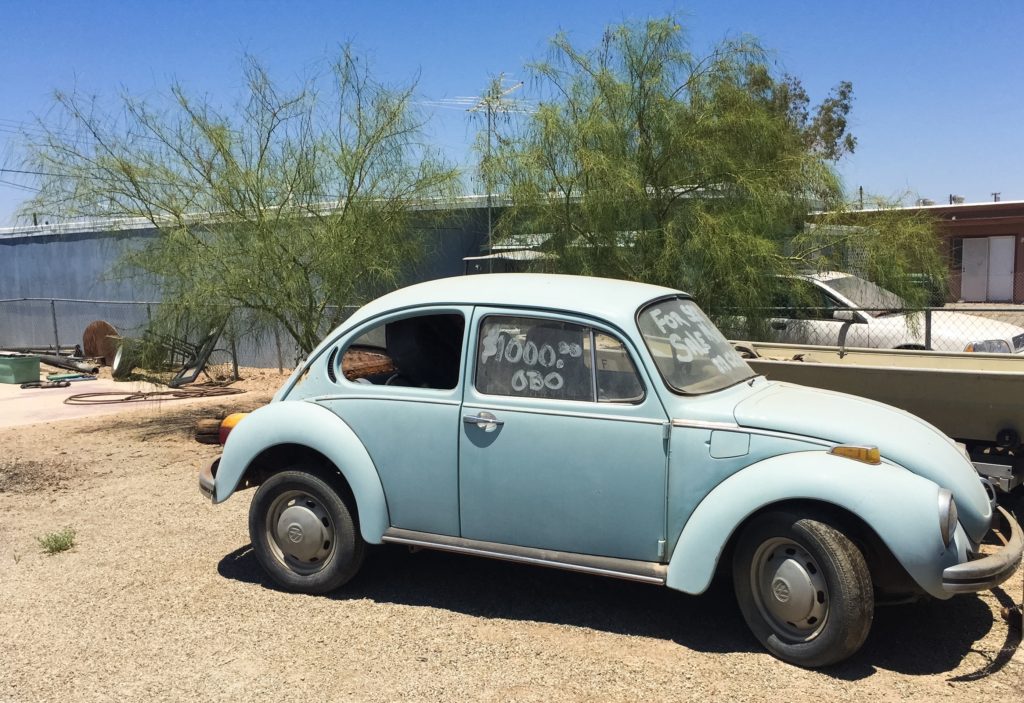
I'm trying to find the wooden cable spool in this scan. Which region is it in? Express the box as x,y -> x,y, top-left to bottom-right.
82,320 -> 120,365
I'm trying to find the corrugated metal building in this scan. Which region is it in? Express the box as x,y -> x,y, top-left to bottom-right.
0,204 -> 491,366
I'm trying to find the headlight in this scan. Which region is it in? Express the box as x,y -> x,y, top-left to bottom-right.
964,339 -> 1011,353
938,488 -> 958,547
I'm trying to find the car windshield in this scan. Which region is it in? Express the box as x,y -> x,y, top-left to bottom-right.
817,274 -> 906,316
638,297 -> 755,394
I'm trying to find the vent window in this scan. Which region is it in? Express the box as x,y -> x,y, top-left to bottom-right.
326,347 -> 338,383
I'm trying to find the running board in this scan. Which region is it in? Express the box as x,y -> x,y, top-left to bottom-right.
381,528 -> 667,585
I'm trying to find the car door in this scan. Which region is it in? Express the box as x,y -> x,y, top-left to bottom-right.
318,307 -> 470,537
458,309 -> 670,562
771,280 -> 871,347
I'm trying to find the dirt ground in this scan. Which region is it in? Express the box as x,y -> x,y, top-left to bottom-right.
0,369 -> 1021,702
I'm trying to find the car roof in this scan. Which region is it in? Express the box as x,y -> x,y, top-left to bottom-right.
796,271 -> 854,282
345,274 -> 684,332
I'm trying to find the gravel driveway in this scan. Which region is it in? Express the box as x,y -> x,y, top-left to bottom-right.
1,372 -> 1021,702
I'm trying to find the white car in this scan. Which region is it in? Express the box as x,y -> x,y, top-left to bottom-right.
769,272 -> 1024,353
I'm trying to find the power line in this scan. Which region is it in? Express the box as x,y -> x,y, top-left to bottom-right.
0,167 -> 62,178
0,166 -> 188,191
0,116 -> 166,145
0,178 -> 39,192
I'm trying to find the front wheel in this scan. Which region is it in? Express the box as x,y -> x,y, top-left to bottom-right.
249,469 -> 365,593
732,511 -> 873,668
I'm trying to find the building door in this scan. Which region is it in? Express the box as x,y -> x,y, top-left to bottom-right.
987,236 -> 1015,302
961,238 -> 989,302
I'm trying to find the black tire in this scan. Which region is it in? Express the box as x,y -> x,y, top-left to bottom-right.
732,511 -> 873,668
249,469 -> 365,594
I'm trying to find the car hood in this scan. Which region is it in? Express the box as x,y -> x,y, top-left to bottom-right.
926,311 -> 1024,346
885,311 -> 1024,351
733,381 -> 992,541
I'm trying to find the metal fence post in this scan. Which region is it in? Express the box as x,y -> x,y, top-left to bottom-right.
229,333 -> 240,381
50,299 -> 60,353
924,308 -> 932,350
273,325 -> 284,374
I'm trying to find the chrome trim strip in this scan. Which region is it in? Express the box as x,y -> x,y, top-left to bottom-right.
198,458 -> 218,503
461,402 -> 665,426
382,528 -> 667,585
671,419 -> 741,430
315,395 -> 461,406
671,419 -> 833,446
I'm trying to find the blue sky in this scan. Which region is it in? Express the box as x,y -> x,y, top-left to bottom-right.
1,0 -> 1021,225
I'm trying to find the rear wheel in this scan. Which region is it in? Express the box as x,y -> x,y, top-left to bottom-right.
249,469 -> 364,593
733,511 -> 873,668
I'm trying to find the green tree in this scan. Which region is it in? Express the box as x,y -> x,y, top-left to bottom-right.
21,48 -> 460,355
793,196 -> 946,308
491,17 -> 944,319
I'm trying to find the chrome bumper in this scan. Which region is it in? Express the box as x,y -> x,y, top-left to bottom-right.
943,505 -> 1023,593
199,457 -> 219,503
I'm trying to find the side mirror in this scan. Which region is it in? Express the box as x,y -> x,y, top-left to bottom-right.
833,309 -> 856,322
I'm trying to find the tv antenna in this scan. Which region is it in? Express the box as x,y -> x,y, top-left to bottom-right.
422,75 -> 534,271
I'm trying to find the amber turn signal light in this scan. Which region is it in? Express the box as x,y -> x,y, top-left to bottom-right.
219,412 -> 249,445
829,445 -> 881,465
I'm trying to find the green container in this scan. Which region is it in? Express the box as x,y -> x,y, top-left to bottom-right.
0,355 -> 41,384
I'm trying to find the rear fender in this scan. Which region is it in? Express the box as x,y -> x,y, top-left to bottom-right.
214,400 -> 389,544
666,451 -> 968,599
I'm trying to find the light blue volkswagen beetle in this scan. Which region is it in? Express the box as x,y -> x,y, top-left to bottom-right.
199,274 -> 1022,667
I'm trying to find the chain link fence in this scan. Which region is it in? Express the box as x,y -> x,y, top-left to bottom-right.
0,297 -> 356,371
8,297 -> 1024,374
718,305 -> 1024,353
946,270 -> 1024,306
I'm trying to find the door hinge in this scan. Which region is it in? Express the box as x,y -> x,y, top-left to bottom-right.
662,422 -> 671,440
657,539 -> 666,560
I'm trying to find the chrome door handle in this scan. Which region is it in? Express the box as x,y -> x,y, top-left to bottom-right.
463,411 -> 503,432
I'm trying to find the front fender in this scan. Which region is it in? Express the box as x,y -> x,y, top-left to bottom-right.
666,451 -> 968,599
214,400 -> 390,544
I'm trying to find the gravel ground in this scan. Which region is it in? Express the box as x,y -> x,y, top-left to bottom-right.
0,370 -> 1021,702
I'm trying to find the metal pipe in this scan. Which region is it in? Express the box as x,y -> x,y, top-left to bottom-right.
37,354 -> 99,374
0,296 -> 164,304
1,345 -> 78,356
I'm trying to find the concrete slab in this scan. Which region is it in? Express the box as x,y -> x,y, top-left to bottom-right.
0,378 -> 179,428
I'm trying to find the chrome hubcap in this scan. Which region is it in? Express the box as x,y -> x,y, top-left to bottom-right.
266,490 -> 336,575
751,538 -> 828,641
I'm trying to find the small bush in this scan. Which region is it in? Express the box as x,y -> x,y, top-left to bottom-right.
38,527 -> 76,555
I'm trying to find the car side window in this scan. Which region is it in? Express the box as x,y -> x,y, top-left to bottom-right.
341,312 -> 465,390
800,286 -> 842,321
593,332 -> 645,402
475,316 -> 643,403
775,281 -> 841,321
